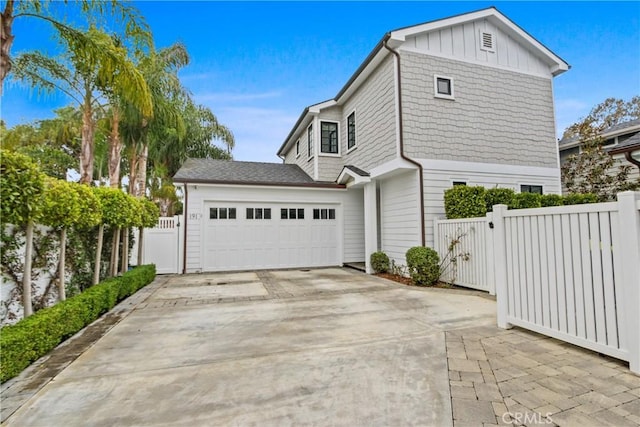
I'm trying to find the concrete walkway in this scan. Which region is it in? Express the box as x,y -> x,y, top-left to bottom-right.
2,268 -> 639,426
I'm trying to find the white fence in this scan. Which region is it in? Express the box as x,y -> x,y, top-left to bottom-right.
436,191 -> 640,373
434,217 -> 494,294
132,216 -> 183,274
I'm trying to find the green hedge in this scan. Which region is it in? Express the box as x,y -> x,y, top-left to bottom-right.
406,246 -> 440,286
0,265 -> 156,383
509,192 -> 542,210
370,251 -> 390,273
444,186 -> 487,219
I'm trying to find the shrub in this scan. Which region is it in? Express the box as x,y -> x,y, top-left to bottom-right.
370,251 -> 390,273
563,193 -> 598,205
444,186 -> 487,219
509,193 -> 542,209
485,188 -> 515,212
540,194 -> 564,207
0,264 -> 156,383
406,246 -> 440,286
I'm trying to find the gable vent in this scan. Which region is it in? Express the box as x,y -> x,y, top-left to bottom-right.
480,31 -> 495,52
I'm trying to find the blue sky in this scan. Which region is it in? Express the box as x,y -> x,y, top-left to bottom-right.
2,1 -> 639,163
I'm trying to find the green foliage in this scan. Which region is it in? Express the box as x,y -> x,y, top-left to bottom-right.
370,251 -> 390,274
406,246 -> 440,286
0,150 -> 46,226
562,193 -> 598,205
93,187 -> 139,227
139,198 -> 160,228
73,184 -> 102,228
540,194 -> 564,207
444,186 -> 487,219
0,264 -> 156,383
561,138 -> 639,202
485,188 -> 515,212
41,179 -> 82,228
509,193 -> 542,210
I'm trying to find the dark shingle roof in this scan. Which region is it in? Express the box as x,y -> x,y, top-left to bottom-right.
344,165 -> 370,177
608,132 -> 640,154
559,119 -> 640,147
173,158 -> 342,187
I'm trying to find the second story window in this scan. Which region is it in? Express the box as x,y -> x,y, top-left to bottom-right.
434,75 -> 455,100
296,139 -> 300,157
347,112 -> 356,150
321,121 -> 338,154
307,124 -> 313,158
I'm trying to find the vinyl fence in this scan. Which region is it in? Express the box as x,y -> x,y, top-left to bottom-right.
436,191 -> 640,373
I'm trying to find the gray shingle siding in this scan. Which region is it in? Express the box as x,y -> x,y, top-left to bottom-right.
283,121 -> 315,179
400,51 -> 558,168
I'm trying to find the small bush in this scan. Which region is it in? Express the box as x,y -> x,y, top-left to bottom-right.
370,251 -> 390,273
0,264 -> 156,383
509,193 -> 542,209
406,246 -> 440,286
540,194 -> 564,207
444,186 -> 487,219
563,193 -> 598,205
485,188 -> 515,212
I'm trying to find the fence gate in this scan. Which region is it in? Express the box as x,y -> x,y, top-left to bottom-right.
434,217 -> 494,294
135,216 -> 183,274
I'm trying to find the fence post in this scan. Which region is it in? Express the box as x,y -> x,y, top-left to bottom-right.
433,218 -> 440,254
617,191 -> 640,374
493,204 -> 512,329
486,212 -> 496,295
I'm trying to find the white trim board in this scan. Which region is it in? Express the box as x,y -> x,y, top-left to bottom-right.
417,158 -> 560,178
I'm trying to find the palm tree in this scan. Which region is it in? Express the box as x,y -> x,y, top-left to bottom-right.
1,0 -> 150,91
12,27 -> 151,184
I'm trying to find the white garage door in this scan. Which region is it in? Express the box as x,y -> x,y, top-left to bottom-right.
203,202 -> 340,271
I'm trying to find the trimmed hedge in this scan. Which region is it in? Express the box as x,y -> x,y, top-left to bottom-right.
370,251 -> 390,273
485,188 -> 515,212
562,193 -> 598,205
406,246 -> 440,286
0,265 -> 156,383
444,186 -> 487,219
509,192 -> 542,210
540,194 -> 564,207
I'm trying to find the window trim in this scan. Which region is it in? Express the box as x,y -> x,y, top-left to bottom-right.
519,184 -> 544,195
307,124 -> 314,159
347,110 -> 357,153
434,74 -> 455,100
295,139 -> 300,158
319,120 -> 340,157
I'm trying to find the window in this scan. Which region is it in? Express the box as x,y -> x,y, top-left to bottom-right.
246,208 -> 271,220
479,30 -> 495,52
281,208 -> 305,220
296,139 -> 300,157
453,181 -> 467,186
313,208 -> 336,220
520,185 -> 543,195
434,75 -> 454,100
210,207 -> 236,219
307,124 -> 313,158
347,112 -> 356,150
321,121 -> 339,154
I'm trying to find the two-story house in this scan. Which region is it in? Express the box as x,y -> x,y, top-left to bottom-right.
174,7 -> 569,274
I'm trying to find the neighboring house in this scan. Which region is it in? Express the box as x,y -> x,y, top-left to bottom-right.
173,7 -> 569,274
558,119 -> 640,191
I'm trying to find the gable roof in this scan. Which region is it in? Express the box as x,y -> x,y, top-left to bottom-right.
608,132 -> 640,155
173,158 -> 343,188
277,7 -> 569,157
559,119 -> 640,149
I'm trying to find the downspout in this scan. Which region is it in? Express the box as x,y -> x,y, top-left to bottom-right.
182,183 -> 188,274
383,39 -> 426,246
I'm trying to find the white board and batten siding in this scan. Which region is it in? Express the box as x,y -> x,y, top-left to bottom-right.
182,184 -> 364,273
379,171 -> 421,267
420,158 -> 561,248
402,17 -> 552,78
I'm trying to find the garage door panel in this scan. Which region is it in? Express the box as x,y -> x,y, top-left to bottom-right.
203,203 -> 339,272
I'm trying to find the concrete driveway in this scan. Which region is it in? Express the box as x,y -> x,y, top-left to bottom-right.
2,268 -> 496,426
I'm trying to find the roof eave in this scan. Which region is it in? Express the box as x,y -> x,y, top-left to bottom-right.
173,177 -> 345,189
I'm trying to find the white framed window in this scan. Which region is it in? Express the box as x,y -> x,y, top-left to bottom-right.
520,184 -> 543,195
479,30 -> 495,53
295,139 -> 300,158
434,75 -> 455,100
347,111 -> 357,152
307,124 -> 314,159
320,121 -> 340,155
